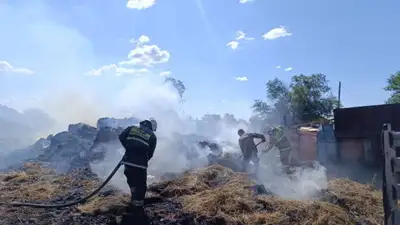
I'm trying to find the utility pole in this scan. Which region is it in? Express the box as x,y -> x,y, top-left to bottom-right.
338,81 -> 342,108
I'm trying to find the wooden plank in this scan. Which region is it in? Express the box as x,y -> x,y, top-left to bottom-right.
390,208 -> 400,225
393,184 -> 400,200
384,128 -> 398,216
392,158 -> 400,173
390,131 -> 400,148
384,128 -> 394,225
396,210 -> 400,225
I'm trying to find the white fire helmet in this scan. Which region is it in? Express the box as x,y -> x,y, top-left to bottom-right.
149,117 -> 157,132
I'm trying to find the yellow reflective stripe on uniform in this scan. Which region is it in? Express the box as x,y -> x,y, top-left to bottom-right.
121,161 -> 147,169
128,127 -> 151,140
279,147 -> 291,152
126,136 -> 150,146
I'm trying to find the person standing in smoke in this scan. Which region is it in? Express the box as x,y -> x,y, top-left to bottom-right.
118,118 -> 157,221
265,126 -> 292,166
237,129 -> 266,173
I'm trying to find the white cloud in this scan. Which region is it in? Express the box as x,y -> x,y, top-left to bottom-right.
236,31 -> 254,41
126,0 -> 156,9
235,76 -> 248,81
227,31 -> 254,50
117,67 -> 149,75
276,65 -> 281,69
0,61 -> 34,74
88,35 -> 169,77
227,41 -> 239,50
159,71 -> 171,76
262,26 -> 292,40
86,64 -> 149,76
284,67 -> 293,72
120,35 -> 170,67
130,35 -> 150,45
239,0 -> 254,3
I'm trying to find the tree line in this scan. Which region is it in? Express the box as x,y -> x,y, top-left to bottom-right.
165,70 -> 400,129
251,74 -> 339,127
251,71 -> 400,127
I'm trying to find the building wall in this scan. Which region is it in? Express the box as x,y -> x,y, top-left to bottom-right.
332,135 -> 383,168
334,103 -> 400,139
289,128 -> 317,162
317,124 -> 338,164
299,131 -> 317,161
338,138 -> 364,163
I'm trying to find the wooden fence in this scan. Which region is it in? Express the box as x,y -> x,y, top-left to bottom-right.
382,123 -> 400,225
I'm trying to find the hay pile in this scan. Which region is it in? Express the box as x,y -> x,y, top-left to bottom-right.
147,164 -> 384,225
0,163 -> 118,225
0,162 -> 101,203
0,163 -> 384,225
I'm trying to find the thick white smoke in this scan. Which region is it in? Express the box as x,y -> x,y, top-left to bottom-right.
1,74 -> 328,199
0,0 -> 328,200
89,74 -> 245,192
256,146 -> 327,200
1,72 -> 328,200
89,74 -> 327,200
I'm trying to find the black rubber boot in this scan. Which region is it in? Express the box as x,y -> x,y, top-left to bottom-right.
134,206 -> 148,224
132,206 -> 145,217
120,213 -> 135,225
120,209 -> 148,225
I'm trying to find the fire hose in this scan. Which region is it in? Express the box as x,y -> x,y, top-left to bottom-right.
0,159 -> 123,208
0,138 -> 276,208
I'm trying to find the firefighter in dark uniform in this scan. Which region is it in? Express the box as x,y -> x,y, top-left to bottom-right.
237,129 -> 266,173
118,118 -> 157,220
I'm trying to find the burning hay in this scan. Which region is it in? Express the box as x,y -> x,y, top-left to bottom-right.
148,164 -> 244,197
0,163 -> 385,225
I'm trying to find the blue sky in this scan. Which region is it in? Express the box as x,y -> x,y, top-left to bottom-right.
0,0 -> 399,119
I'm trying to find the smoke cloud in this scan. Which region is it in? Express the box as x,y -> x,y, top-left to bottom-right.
87,74 -> 328,200
256,147 -> 327,200
0,1 -> 328,201
89,74 -> 246,192
0,72 -> 328,199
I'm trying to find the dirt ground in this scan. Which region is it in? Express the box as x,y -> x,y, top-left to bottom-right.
0,163 -> 384,225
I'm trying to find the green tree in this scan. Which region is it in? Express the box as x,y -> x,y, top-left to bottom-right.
251,100 -> 272,118
384,71 -> 400,104
252,73 -> 339,125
